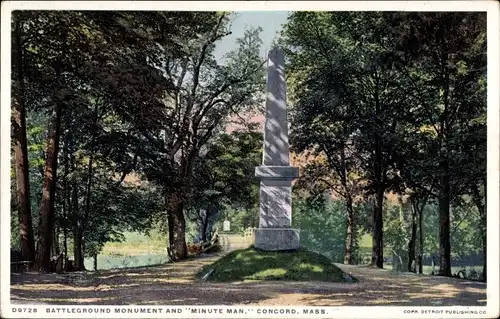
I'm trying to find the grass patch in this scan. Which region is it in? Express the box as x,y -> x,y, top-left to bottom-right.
359,233 -> 372,248
196,246 -> 355,282
84,254 -> 169,270
384,264 -> 483,275
101,242 -> 166,256
100,232 -> 167,256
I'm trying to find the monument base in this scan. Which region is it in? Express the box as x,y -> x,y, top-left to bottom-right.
253,228 -> 300,251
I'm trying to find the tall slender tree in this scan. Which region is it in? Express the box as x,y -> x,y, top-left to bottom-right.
11,12 -> 36,264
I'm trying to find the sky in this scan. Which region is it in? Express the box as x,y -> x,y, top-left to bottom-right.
213,11 -> 291,64
215,12 -> 291,133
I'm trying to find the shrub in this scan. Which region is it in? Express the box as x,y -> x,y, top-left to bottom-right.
187,242 -> 203,255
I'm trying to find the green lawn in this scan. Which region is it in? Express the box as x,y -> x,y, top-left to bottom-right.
99,231 -> 167,256
384,263 -> 483,275
83,231 -> 169,270
359,233 -> 372,248
196,246 -> 354,282
358,234 -> 482,277
84,254 -> 169,270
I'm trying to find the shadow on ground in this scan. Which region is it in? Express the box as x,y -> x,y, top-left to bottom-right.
10,236 -> 487,306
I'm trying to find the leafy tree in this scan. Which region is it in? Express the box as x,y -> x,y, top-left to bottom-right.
12,10 -> 486,278
392,12 -> 487,276
281,12 -> 408,268
280,12 -> 486,275
11,11 -> 36,264
187,130 -> 262,241
293,195 -> 346,262
12,11 -> 226,270
102,18 -> 266,261
11,11 -> 89,270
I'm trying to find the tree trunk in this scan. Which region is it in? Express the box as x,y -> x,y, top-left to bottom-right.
337,142 -> 356,265
407,204 -> 417,272
38,103 -> 63,272
472,185 -> 486,281
82,237 -> 86,264
70,150 -> 84,271
371,189 -> 384,268
74,153 -> 93,271
480,212 -> 486,281
478,189 -> 486,282
344,195 -> 355,265
52,227 -> 60,256
62,142 -> 69,266
438,159 -> 451,277
82,102 -> 97,237
166,191 -> 187,261
82,154 -> 94,238
63,228 -> 68,267
73,231 -> 85,271
437,44 -> 452,277
417,200 -> 424,274
62,183 -> 68,267
201,209 -> 209,243
371,77 -> 384,269
12,14 -> 36,265
93,254 -> 98,271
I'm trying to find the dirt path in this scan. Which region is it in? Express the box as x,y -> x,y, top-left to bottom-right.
11,235 -> 486,306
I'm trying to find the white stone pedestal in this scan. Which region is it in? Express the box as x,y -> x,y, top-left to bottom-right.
254,166 -> 300,251
253,228 -> 300,251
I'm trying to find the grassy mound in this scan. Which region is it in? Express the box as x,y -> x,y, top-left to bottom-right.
196,246 -> 355,282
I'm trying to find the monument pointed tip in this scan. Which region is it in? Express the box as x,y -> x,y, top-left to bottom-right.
268,47 -> 285,62
270,46 -> 283,53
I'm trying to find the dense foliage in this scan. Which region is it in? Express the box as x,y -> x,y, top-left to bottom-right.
11,11 -> 265,270
280,11 -> 486,277
11,11 -> 486,281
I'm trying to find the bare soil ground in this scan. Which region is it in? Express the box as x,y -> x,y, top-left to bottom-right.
10,235 -> 486,306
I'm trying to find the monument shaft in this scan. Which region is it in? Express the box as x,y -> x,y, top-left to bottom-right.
253,48 -> 300,251
263,48 -> 289,166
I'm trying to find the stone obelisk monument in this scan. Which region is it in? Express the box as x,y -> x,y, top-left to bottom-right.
253,47 -> 300,251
